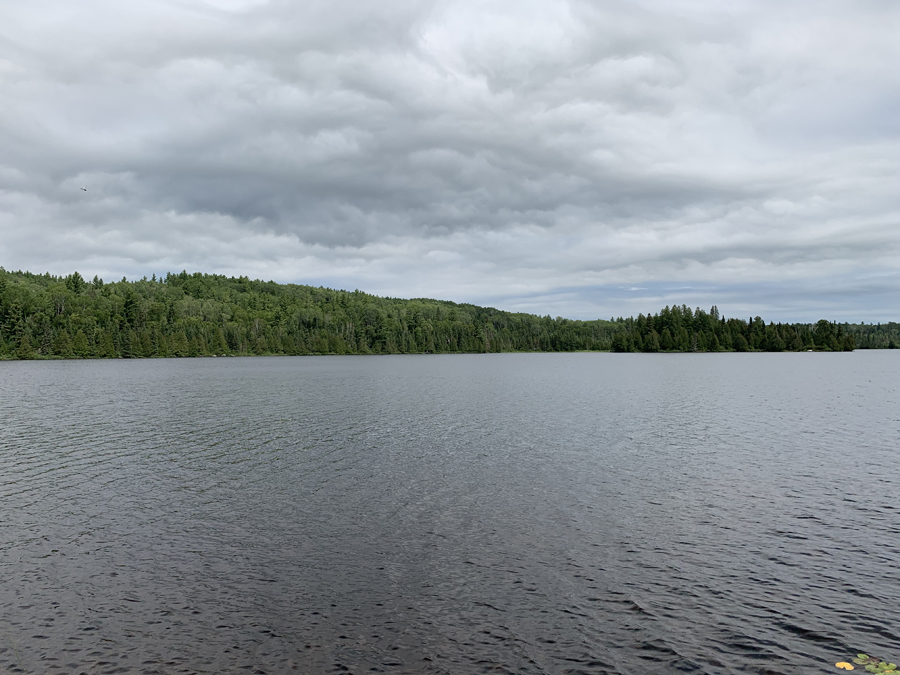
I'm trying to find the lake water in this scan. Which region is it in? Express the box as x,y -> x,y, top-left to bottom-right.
1,353 -> 898,675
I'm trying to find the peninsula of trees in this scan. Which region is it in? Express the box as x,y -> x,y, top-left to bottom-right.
0,267 -> 895,360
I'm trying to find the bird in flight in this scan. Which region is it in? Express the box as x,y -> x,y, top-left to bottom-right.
80,187 -> 87,191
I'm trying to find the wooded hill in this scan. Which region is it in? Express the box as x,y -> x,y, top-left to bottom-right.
0,267 -> 891,359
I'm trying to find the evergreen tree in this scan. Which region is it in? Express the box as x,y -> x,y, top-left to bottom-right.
53,330 -> 75,358
73,330 -> 91,357
65,272 -> 86,294
16,331 -> 35,359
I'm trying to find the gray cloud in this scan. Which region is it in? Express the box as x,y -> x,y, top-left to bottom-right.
1,0 -> 899,320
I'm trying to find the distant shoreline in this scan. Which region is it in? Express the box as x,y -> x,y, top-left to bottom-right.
5,347 -> 896,363
2,268 -> 897,360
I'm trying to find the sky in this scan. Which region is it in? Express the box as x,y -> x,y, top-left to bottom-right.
1,0 -> 898,322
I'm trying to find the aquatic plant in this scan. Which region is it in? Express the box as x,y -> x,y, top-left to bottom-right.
836,655 -> 899,673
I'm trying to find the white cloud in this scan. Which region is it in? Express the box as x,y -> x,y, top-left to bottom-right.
1,0 -> 899,320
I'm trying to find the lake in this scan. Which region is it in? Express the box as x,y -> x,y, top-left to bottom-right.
1,353 -> 898,674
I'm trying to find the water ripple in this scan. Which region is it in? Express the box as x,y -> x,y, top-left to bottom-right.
1,353 -> 899,674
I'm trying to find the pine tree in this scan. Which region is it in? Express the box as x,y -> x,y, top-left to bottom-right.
53,330 -> 75,358
73,330 -> 91,357
65,272 -> 86,294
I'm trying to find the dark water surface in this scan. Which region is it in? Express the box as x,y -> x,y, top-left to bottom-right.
1,353 -> 899,675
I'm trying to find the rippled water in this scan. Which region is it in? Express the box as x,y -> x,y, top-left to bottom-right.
1,353 -> 899,675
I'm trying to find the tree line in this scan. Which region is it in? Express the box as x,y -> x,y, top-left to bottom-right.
0,267 -> 889,360
608,305 -> 857,352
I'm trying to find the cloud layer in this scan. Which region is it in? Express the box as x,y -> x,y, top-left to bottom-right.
2,0 -> 899,320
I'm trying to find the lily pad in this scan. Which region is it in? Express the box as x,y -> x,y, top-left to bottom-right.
842,652 -> 897,673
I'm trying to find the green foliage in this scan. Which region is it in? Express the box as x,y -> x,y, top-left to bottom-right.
0,267 -> 883,360
846,323 -> 900,349
65,271 -> 86,294
609,305 -> 856,354
0,268 -> 616,358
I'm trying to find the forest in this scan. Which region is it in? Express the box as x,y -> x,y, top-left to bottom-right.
0,267 -> 893,359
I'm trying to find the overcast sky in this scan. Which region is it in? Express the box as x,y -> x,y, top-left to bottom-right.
1,0 -> 898,321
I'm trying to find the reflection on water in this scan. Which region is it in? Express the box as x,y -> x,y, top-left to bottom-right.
1,353 -> 898,674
